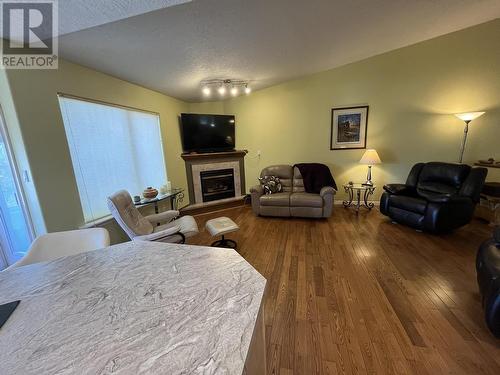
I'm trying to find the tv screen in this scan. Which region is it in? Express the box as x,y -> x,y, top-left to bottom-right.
180,113 -> 235,153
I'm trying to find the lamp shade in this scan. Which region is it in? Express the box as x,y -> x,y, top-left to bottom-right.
359,149 -> 381,165
454,112 -> 485,122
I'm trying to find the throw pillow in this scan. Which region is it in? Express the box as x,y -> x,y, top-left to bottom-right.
259,175 -> 282,194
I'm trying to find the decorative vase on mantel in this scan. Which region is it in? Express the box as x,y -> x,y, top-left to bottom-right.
143,187 -> 158,199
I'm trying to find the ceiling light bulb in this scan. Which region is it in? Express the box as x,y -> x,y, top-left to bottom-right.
202,86 -> 211,96
230,87 -> 238,96
218,86 -> 226,95
245,86 -> 252,94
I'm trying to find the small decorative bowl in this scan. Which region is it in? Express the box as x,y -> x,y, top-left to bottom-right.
143,187 -> 158,199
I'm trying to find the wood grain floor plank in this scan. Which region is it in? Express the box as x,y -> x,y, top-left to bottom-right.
189,205 -> 500,375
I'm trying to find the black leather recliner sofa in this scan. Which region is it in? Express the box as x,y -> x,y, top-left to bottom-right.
380,162 -> 487,233
476,227 -> 500,338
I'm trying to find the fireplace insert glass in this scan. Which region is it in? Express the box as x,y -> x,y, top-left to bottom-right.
200,169 -> 236,202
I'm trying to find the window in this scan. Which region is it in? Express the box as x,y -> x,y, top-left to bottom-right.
0,108 -> 34,267
59,96 -> 167,223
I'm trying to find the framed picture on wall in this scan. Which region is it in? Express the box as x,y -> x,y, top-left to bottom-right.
330,105 -> 369,150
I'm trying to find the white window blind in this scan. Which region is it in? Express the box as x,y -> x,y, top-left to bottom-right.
59,96 -> 167,223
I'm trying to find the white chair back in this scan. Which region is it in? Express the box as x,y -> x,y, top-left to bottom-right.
6,228 -> 110,269
107,190 -> 153,239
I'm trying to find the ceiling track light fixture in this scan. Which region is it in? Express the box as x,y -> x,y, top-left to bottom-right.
217,84 -> 226,95
200,79 -> 251,98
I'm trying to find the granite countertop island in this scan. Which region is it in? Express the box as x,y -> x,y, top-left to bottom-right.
0,241 -> 266,374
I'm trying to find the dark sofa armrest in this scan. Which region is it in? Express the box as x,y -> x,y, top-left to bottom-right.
424,197 -> 475,233
383,184 -> 414,195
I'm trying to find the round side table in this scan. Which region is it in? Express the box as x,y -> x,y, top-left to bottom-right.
343,183 -> 376,213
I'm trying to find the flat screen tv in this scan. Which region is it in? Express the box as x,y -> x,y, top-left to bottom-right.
180,113 -> 235,153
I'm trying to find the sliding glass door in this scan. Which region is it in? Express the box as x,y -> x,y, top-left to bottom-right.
0,109 -> 33,268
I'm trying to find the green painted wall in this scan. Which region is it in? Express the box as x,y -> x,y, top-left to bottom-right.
4,59 -> 189,239
197,19 -> 500,198
2,19 -> 499,241
188,101 -> 225,114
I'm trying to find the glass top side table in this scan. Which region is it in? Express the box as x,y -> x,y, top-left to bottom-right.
134,188 -> 185,213
343,183 -> 376,213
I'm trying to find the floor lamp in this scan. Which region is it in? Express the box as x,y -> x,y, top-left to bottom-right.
454,112 -> 485,164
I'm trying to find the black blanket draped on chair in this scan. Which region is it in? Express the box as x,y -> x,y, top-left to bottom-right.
293,163 -> 337,194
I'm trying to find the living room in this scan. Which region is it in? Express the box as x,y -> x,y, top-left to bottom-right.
0,1 -> 499,374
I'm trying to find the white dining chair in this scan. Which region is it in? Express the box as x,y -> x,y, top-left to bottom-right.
5,228 -> 110,270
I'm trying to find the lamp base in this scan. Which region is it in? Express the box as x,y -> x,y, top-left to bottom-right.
362,165 -> 373,186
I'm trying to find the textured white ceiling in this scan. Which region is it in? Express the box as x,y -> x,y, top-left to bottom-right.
58,0 -> 192,35
58,0 -> 500,102
0,0 -> 191,38
58,0 -> 191,35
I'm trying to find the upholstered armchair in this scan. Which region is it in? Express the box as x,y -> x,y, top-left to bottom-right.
107,190 -> 198,243
380,162 -> 487,233
476,227 -> 500,338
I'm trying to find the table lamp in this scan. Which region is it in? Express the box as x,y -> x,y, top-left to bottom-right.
359,149 -> 381,186
454,111 -> 485,163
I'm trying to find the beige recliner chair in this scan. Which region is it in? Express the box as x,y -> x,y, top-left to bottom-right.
107,190 -> 198,243
250,165 -> 336,218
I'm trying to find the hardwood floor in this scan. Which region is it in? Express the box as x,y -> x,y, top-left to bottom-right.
189,205 -> 500,375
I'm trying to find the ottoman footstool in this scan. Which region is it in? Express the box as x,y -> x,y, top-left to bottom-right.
205,217 -> 239,249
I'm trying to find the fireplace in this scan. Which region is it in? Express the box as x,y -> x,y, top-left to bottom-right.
182,150 -> 247,206
200,169 -> 235,202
